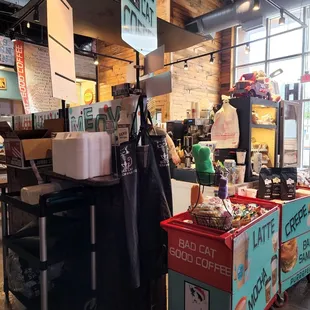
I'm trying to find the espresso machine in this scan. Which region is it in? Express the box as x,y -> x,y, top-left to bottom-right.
183,118 -> 212,145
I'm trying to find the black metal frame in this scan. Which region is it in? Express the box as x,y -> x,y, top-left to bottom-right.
0,186 -> 100,310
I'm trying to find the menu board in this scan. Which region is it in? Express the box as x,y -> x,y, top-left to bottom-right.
232,210 -> 279,310
0,36 -> 14,66
15,40 -> 61,114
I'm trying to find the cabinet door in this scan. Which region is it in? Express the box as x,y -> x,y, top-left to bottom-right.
282,101 -> 301,167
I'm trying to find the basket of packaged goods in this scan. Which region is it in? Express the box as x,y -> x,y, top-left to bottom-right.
189,181 -> 269,231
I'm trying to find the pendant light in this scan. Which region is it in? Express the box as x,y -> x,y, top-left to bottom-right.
33,6 -> 40,23
245,43 -> 251,54
209,54 -> 215,64
253,0 -> 260,11
279,9 -> 285,25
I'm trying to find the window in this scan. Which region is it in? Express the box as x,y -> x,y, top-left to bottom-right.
303,101 -> 310,167
235,63 -> 265,82
236,27 -> 266,66
269,8 -> 303,35
234,6 -> 307,99
233,6 -> 310,168
269,30 -> 302,59
269,57 -> 302,99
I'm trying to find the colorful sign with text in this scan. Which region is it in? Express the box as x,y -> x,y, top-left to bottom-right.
232,210 -> 279,310
121,0 -> 158,55
281,196 -> 310,243
280,233 -> 310,292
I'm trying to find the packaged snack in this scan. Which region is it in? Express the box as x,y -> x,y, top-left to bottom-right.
257,168 -> 273,200
271,168 -> 281,199
281,167 -> 297,200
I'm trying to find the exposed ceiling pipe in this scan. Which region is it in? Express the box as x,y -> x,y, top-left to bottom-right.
185,0 -> 310,38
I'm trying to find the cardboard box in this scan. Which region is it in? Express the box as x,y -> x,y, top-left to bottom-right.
0,122 -> 52,169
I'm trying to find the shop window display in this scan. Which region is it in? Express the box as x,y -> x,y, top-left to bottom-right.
234,6 -> 310,169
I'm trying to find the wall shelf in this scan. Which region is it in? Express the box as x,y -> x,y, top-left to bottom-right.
252,124 -> 277,130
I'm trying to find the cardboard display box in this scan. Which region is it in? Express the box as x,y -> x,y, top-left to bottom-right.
0,122 -> 52,169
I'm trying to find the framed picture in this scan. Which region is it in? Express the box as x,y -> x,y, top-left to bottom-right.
0,77 -> 6,90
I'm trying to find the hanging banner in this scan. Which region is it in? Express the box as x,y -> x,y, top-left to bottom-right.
0,36 -> 14,66
121,0 -> 158,55
14,40 -> 60,114
69,96 -> 139,137
47,0 -> 77,103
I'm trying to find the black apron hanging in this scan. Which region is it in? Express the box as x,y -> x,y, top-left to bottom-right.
149,134 -> 173,215
136,99 -> 171,281
147,112 -> 173,215
119,140 -> 140,289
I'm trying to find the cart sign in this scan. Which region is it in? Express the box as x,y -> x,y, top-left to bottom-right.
121,0 -> 158,55
232,210 -> 279,310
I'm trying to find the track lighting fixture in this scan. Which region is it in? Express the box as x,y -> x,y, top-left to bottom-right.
245,43 -> 250,54
279,9 -> 285,25
93,55 -> 99,66
253,0 -> 260,11
209,54 -> 214,64
184,61 -> 188,70
27,22 -> 30,29
33,6 -> 40,23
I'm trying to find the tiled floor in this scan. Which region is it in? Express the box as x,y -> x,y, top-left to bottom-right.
0,246 -> 308,310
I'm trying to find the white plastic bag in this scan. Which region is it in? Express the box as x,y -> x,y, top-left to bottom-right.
211,96 -> 239,148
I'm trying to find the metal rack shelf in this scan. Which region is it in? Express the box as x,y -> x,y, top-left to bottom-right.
0,186 -> 98,310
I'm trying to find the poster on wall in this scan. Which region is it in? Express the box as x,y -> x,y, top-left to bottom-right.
232,210 -> 279,310
14,40 -> 61,114
47,0 -> 77,103
0,36 -> 14,66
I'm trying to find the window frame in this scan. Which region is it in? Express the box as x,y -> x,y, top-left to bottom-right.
233,6 -> 308,95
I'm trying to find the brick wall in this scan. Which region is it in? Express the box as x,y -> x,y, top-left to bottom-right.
220,28 -> 234,96
98,0 -> 233,122
169,0 -> 223,120
98,0 -> 171,121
